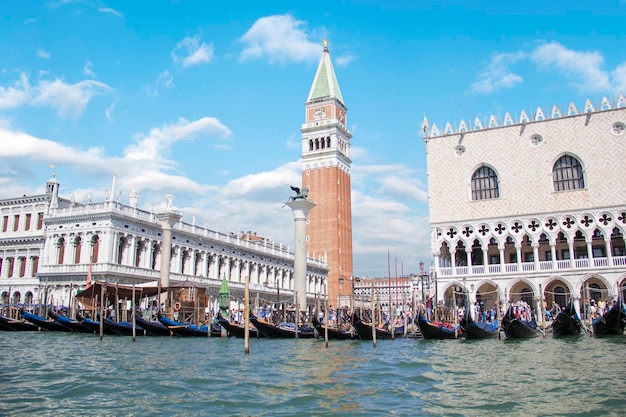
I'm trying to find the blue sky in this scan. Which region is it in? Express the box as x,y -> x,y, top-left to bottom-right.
1,1 -> 626,278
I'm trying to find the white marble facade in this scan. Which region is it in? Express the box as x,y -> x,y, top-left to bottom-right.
0,178 -> 328,311
423,96 -> 626,317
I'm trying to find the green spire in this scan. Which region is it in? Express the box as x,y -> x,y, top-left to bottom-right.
307,40 -> 344,105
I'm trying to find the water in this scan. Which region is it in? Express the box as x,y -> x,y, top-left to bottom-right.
1,332 -> 625,416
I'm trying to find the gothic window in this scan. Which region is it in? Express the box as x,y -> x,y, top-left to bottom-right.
326,137 -> 331,148
309,140 -> 313,151
471,166 -> 499,200
553,155 -> 585,191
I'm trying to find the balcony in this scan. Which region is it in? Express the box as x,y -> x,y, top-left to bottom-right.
437,255 -> 626,277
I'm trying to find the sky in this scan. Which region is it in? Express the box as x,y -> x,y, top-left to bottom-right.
1,1 -> 626,278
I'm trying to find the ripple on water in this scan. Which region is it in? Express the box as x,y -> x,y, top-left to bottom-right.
1,331 -> 625,416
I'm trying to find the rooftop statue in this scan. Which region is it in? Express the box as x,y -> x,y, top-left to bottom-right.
289,185 -> 310,201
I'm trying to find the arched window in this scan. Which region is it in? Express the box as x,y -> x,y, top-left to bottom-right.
74,236 -> 82,264
90,235 -> 100,263
553,155 -> 584,191
471,166 -> 499,200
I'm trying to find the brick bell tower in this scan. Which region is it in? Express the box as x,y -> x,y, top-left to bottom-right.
300,39 -> 353,308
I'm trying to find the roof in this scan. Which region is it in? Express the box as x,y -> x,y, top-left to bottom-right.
75,281 -> 164,306
306,42 -> 344,105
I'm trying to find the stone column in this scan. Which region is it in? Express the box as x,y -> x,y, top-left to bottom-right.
285,199 -> 316,311
156,212 -> 181,288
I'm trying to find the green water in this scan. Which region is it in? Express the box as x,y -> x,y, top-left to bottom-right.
0,332 -> 624,416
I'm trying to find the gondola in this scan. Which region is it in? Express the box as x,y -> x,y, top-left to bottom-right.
216,313 -> 262,338
311,315 -> 357,340
352,311 -> 404,340
158,312 -> 221,337
250,315 -> 316,338
103,317 -> 148,336
0,314 -> 39,331
415,312 -> 459,340
22,310 -> 72,332
592,298 -> 626,337
76,311 -> 118,335
501,306 -> 542,339
551,300 -> 582,338
48,308 -> 94,333
460,315 -> 499,340
135,315 -> 173,336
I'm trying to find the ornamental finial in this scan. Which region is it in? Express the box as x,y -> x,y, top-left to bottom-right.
323,39 -> 328,50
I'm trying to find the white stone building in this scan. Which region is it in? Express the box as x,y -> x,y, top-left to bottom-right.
424,95 -> 626,319
0,175 -> 328,312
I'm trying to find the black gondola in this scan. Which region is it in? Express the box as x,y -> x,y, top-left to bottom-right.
135,315 -> 173,336
311,315 -> 357,340
216,314 -> 262,338
158,312 -> 221,337
352,311 -> 404,340
592,298 -> 626,337
103,317 -> 148,336
501,305 -> 542,339
460,315 -> 499,340
250,315 -> 316,338
0,314 -> 39,331
76,311 -> 118,335
415,312 -> 459,340
22,310 -> 72,332
48,308 -> 94,333
552,300 -> 582,338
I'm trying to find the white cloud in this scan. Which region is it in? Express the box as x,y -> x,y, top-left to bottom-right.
105,96 -> 119,121
530,42 -> 610,93
612,63 -> 626,94
124,117 -> 232,161
470,52 -> 525,94
335,53 -> 355,68
97,7 -> 122,18
0,73 -> 112,117
0,73 -> 31,109
83,60 -> 96,77
239,14 -> 322,64
37,48 -> 50,59
171,35 -> 214,67
32,78 -> 112,118
157,70 -> 174,88
380,176 -> 429,203
0,125 -> 108,169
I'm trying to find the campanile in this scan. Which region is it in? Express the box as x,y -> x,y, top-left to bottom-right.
300,40 -> 353,307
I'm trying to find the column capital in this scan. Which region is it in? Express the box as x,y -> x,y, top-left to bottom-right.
285,199 -> 316,219
156,211 -> 182,229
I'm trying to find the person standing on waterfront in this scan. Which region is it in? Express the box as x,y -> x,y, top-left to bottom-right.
426,297 -> 433,321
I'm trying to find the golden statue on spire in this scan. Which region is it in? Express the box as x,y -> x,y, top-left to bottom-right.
323,38 -> 328,49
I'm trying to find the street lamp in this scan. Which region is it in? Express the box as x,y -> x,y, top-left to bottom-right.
338,276 -> 345,326
338,276 -> 345,305
419,261 -> 426,304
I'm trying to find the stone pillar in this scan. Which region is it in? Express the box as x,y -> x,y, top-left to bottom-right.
156,212 -> 181,288
285,199 -> 316,311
